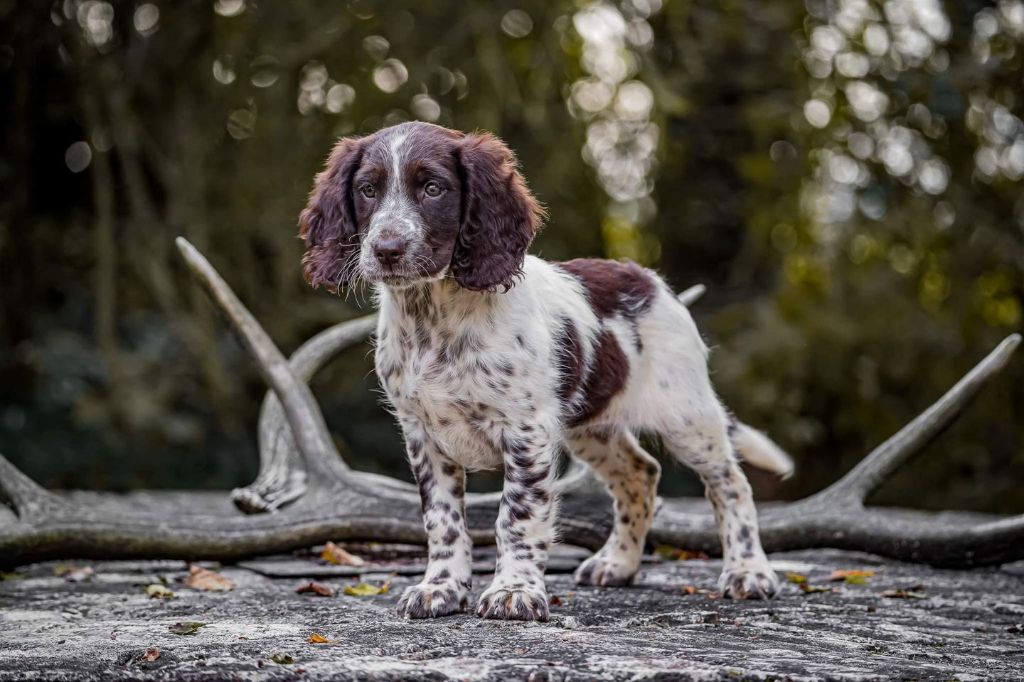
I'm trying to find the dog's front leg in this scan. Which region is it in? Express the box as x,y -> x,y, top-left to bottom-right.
477,426 -> 559,621
396,428 -> 473,619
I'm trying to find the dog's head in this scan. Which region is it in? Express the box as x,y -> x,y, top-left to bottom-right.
299,122 -> 544,293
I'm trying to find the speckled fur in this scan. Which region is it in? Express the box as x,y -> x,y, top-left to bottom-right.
300,122 -> 783,621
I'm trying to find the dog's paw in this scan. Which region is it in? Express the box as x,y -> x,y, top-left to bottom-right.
476,582 -> 549,621
574,553 -> 638,587
397,582 -> 468,619
718,564 -> 779,599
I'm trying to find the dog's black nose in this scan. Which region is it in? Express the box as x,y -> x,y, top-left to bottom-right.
373,237 -> 407,268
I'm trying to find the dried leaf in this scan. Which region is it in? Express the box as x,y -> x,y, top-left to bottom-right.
829,569 -> 875,584
320,541 -> 366,567
296,581 -> 335,597
139,648 -> 161,662
169,621 -> 206,636
654,545 -> 710,561
882,589 -> 927,600
681,585 -> 698,595
307,633 -> 330,644
0,571 -> 24,581
343,581 -> 390,597
549,594 -> 562,606
785,572 -> 808,584
145,584 -> 174,599
799,583 -> 834,594
271,653 -> 294,665
54,565 -> 94,582
185,566 -> 234,592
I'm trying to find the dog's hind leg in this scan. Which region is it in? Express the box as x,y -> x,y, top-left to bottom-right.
660,402 -> 779,599
569,425 -> 661,587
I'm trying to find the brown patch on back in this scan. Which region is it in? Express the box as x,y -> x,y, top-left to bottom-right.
558,259 -> 656,321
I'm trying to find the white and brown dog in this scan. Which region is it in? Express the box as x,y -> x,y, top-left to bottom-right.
300,122 -> 791,621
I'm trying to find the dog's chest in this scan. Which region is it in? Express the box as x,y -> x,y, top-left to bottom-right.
375,323 -> 514,469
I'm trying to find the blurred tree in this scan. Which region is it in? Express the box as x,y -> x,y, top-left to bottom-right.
0,0 -> 1020,512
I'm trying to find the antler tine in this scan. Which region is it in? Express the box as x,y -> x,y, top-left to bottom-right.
677,283 -> 706,307
175,237 -> 350,486
811,333 -> 1021,507
0,452 -> 65,520
234,314 -> 379,513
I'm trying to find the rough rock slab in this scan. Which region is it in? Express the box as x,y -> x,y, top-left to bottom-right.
2,547 -> 1023,681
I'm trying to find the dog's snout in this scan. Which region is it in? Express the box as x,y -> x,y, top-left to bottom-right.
373,237 -> 407,268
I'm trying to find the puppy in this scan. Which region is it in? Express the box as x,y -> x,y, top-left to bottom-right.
299,122 -> 789,621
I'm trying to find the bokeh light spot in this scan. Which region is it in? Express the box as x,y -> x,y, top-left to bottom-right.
803,99 -> 831,128
372,59 -> 408,93
411,94 -> 441,122
250,55 -> 279,88
65,141 -> 92,173
501,9 -> 533,38
133,4 -> 159,35
214,0 -> 245,18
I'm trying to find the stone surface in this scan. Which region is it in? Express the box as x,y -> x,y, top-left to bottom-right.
3,543 -> 1024,681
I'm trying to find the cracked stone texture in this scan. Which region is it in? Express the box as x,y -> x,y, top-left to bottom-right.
2,496 -> 1024,681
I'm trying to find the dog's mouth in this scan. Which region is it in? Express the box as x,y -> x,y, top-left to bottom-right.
379,272 -> 419,287
363,266 -> 445,289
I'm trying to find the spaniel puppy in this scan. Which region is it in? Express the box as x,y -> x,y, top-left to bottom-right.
300,122 -> 791,621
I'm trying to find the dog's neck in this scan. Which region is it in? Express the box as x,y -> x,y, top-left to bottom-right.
378,278 -> 496,332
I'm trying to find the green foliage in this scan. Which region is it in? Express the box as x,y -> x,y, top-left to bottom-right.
0,0 -> 1020,511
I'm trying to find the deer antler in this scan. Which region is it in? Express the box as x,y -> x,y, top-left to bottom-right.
0,240 -> 1020,569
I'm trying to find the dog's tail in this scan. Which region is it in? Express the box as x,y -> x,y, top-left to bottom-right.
730,421 -> 794,479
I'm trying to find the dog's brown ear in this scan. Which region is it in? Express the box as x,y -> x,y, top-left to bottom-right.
452,132 -> 544,292
299,136 -> 365,292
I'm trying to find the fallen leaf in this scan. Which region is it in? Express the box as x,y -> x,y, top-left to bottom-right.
54,565 -> 94,582
66,567 -> 94,582
185,566 -> 234,592
882,589 -> 927,600
343,581 -> 390,597
146,584 -> 174,599
549,595 -> 562,606
139,648 -> 161,662
296,581 -> 335,597
682,585 -> 698,595
829,569 -> 875,584
0,571 -> 23,581
785,572 -> 808,584
169,621 -> 206,636
307,633 -> 330,644
271,653 -> 294,665
799,583 -> 834,594
320,541 -> 366,567
654,545 -> 710,561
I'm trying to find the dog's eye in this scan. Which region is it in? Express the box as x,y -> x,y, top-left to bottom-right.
423,181 -> 443,198
360,184 -> 376,199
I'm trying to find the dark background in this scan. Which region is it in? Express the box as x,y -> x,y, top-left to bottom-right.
1,0 -> 1021,511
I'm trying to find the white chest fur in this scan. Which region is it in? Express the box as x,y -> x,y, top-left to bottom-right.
374,287 -> 531,471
